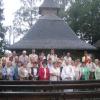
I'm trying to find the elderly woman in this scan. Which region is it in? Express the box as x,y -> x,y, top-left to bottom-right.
2,58 -> 7,80
80,62 -> 90,80
95,59 -> 100,80
0,59 -> 2,80
6,61 -> 14,80
50,61 -> 61,81
86,58 -> 96,80
18,62 -> 28,80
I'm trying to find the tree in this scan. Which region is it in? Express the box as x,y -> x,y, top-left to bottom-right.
65,0 -> 100,44
12,0 -> 41,37
12,0 -> 71,38
0,0 -> 5,57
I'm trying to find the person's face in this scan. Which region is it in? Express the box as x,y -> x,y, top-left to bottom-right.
2,59 -> 6,65
57,62 -> 62,67
43,63 -> 47,67
51,49 -> 54,54
66,61 -> 69,65
67,53 -> 70,57
15,57 -> 19,63
32,49 -> 35,54
13,51 -> 16,56
53,63 -> 57,68
33,62 -> 37,67
95,59 -> 99,65
23,52 -> 26,56
71,61 -> 75,66
89,58 -> 92,63
81,63 -> 86,67
48,59 -> 52,64
18,62 -> 22,67
7,61 -> 12,67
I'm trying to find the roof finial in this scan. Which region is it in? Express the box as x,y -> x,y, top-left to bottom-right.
39,0 -> 60,15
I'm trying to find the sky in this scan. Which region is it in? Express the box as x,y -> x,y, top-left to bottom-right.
3,0 -> 43,44
3,0 -> 21,26
3,0 -> 43,26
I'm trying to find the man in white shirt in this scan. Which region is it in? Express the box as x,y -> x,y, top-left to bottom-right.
19,50 -> 29,65
47,49 -> 57,63
61,61 -> 75,92
29,49 -> 38,62
61,61 -> 75,80
64,52 -> 72,63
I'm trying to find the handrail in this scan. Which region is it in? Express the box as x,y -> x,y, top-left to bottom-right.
0,91 -> 100,99
0,83 -> 100,90
0,80 -> 100,85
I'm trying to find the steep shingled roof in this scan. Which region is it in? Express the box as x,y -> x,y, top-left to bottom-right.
8,0 -> 96,50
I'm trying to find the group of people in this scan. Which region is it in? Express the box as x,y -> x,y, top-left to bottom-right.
0,49 -> 100,81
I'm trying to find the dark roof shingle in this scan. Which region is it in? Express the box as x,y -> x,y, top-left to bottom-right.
8,15 -> 96,50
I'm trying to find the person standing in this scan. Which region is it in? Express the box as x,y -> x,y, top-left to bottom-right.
82,51 -> 91,64
6,61 -> 14,80
61,61 -> 75,81
12,56 -> 19,80
29,61 -> 39,80
18,62 -> 28,80
50,62 -> 61,81
1,58 -> 7,80
64,52 -> 72,63
47,58 -> 53,70
38,60 -> 50,80
80,62 -> 90,80
95,59 -> 100,80
47,49 -> 58,63
87,58 -> 96,80
19,50 -> 29,65
29,49 -> 38,62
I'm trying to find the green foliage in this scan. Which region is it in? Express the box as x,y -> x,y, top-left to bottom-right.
65,0 -> 100,44
0,0 -> 5,57
13,0 -> 39,36
13,0 -> 70,36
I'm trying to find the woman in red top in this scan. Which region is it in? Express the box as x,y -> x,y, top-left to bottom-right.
38,60 -> 50,80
